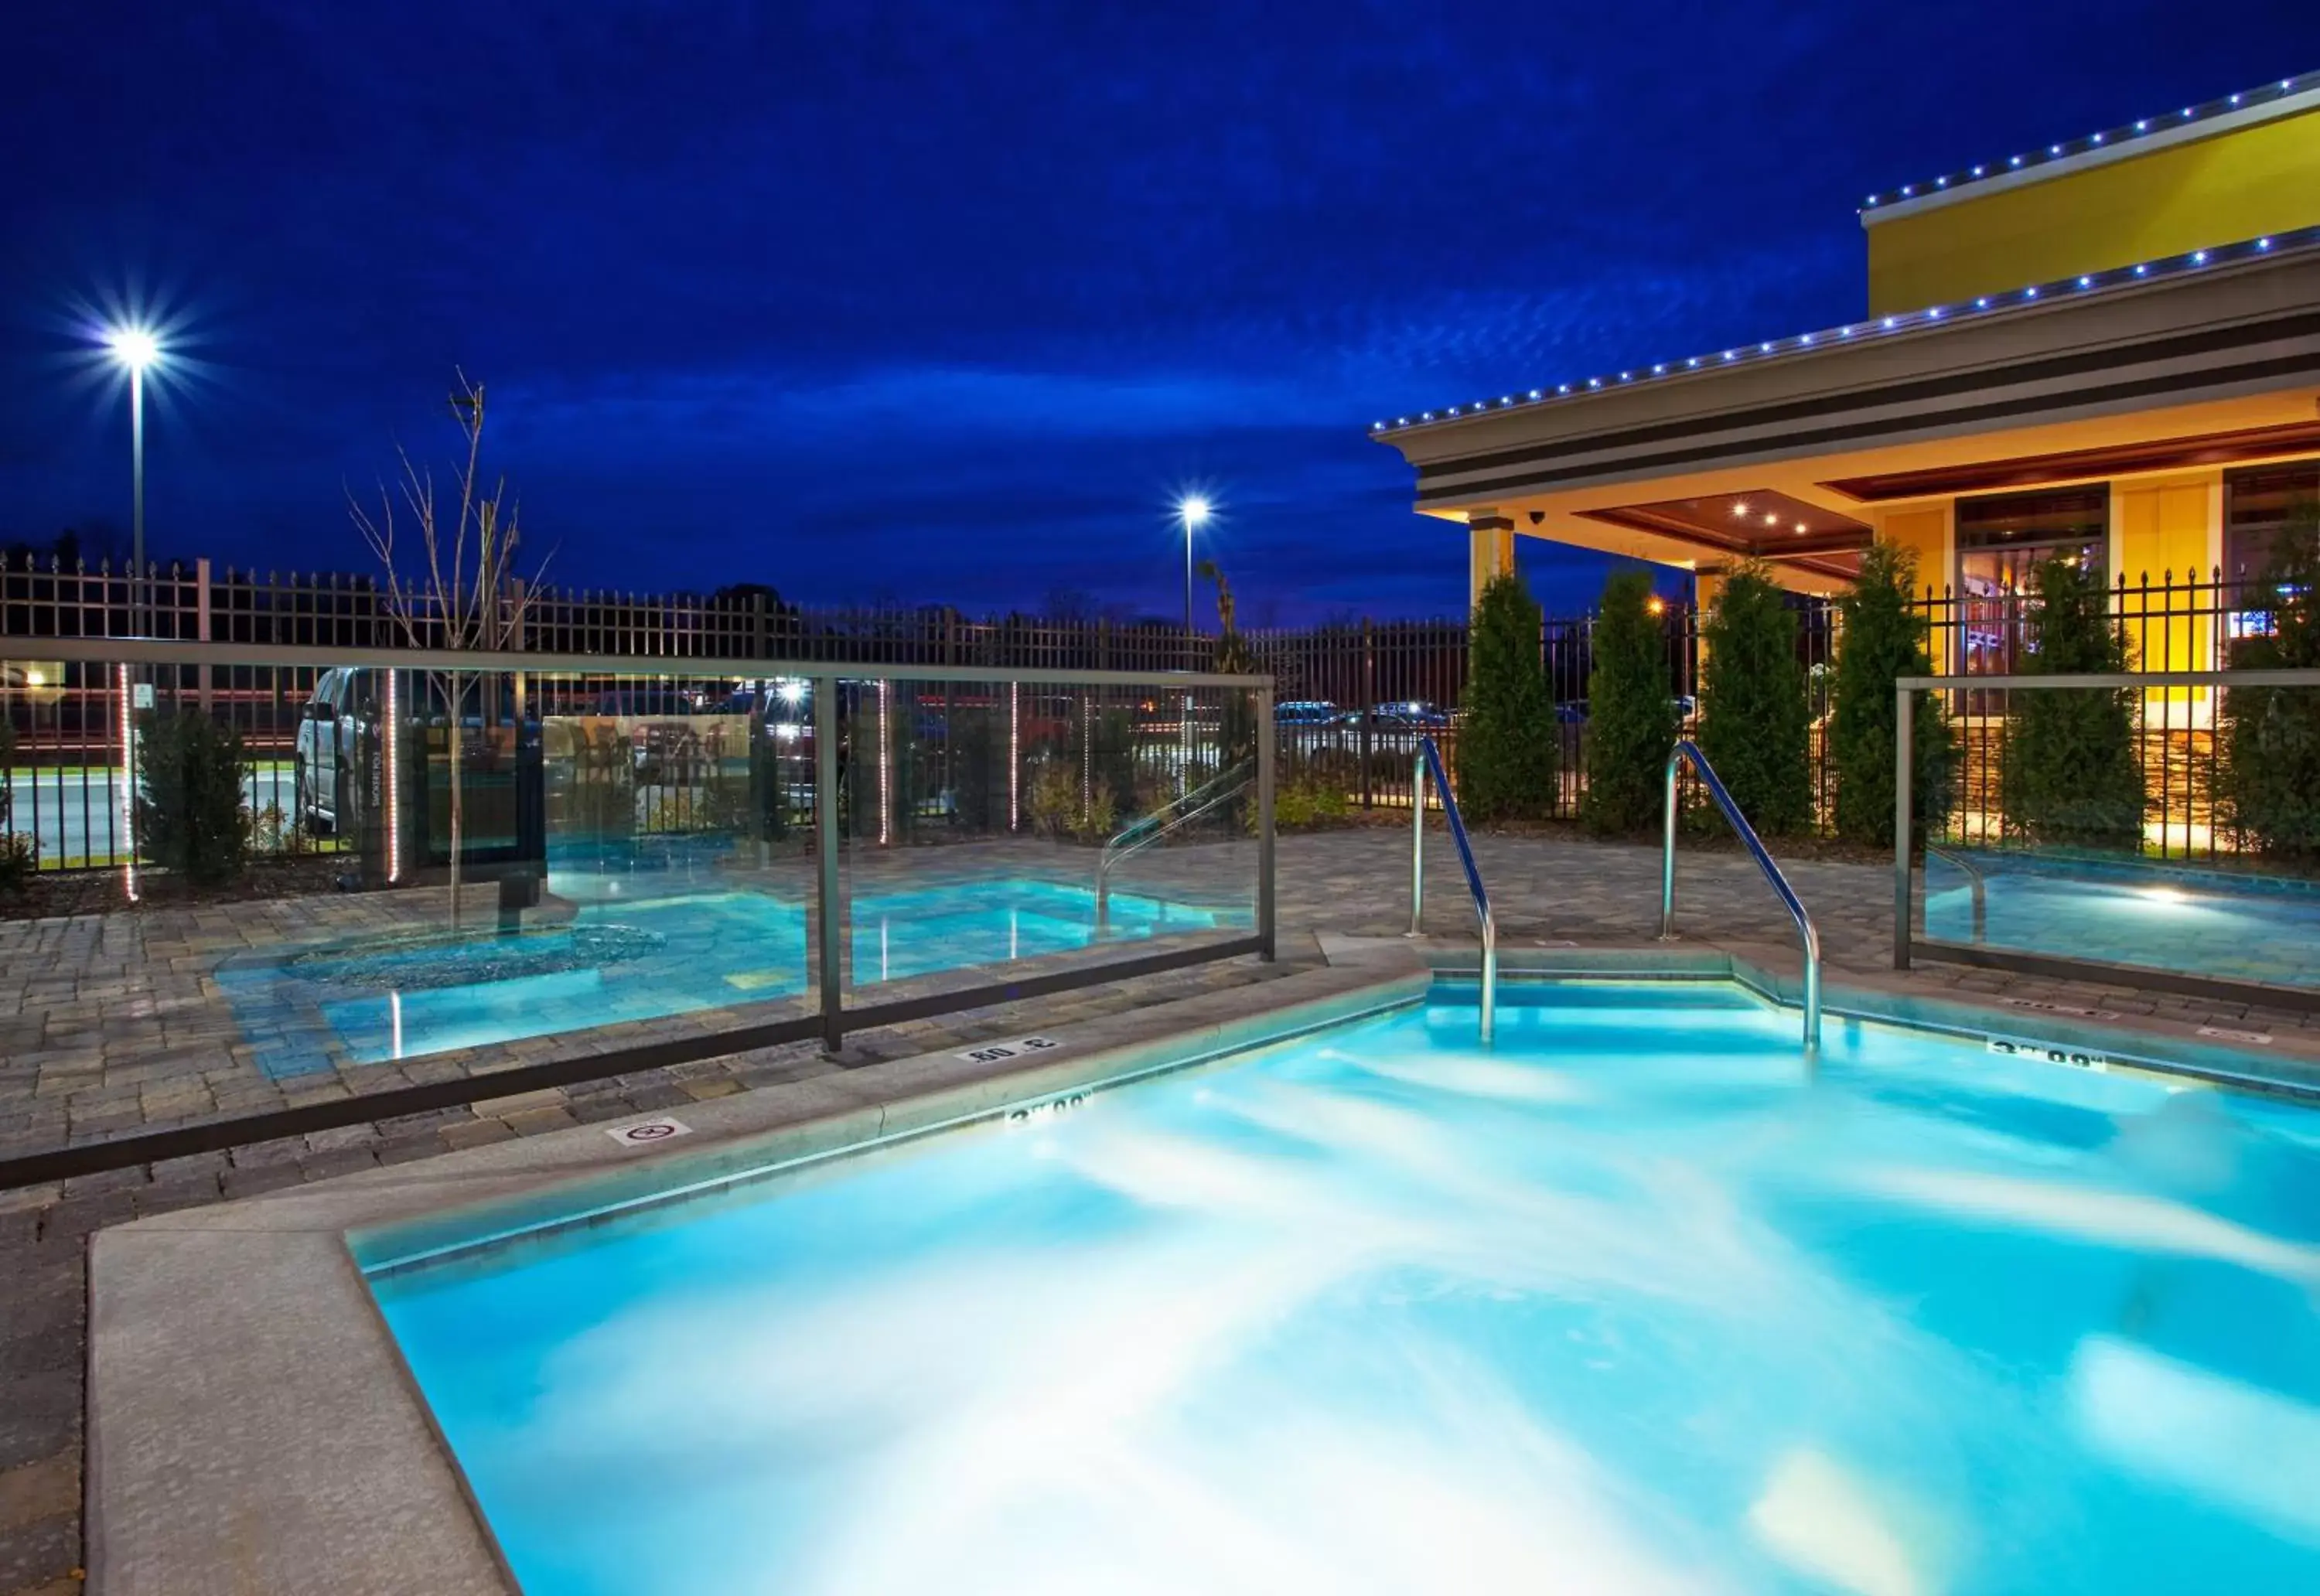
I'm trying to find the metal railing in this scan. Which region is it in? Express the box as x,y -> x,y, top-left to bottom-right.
1408,736 -> 1496,1042
1660,740 -> 1822,1052
1095,759 -> 1251,926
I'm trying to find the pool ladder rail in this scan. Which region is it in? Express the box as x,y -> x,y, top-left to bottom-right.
1659,740 -> 1823,1053
1407,736 -> 1498,1044
1094,759 -> 1253,929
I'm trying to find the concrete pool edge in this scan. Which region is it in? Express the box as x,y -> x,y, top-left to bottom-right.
84,956 -> 1428,1596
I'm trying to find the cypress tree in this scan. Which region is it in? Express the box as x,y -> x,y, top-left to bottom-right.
1454,571 -> 1559,821
1831,542 -> 1957,847
1581,569 -> 1677,834
1999,554 -> 2144,849
1696,561 -> 1811,834
2218,498 -> 2320,858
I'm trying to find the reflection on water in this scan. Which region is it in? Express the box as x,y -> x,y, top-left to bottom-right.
220,879 -> 1236,1075
371,984 -> 2320,1594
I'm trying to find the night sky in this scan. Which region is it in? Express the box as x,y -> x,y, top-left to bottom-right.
4,5 -> 2312,625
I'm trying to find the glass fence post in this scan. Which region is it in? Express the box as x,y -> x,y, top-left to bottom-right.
1895,683 -> 1914,970
1256,684 -> 1276,960
815,670 -> 842,1050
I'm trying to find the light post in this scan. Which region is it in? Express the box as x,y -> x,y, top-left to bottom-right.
1175,493 -> 1212,791
103,326 -> 162,636
1177,494 -> 1210,648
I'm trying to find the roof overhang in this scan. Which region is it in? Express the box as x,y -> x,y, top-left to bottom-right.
1379,240 -> 2320,514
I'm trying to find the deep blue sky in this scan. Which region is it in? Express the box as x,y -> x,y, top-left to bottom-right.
3,5 -> 2312,625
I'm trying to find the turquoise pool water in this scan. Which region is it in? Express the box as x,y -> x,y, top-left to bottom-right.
219,878 -> 1233,1076
367,984 -> 2320,1594
1924,855 -> 2320,990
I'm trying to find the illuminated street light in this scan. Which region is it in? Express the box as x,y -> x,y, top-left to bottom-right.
1178,494 -> 1211,642
102,325 -> 164,635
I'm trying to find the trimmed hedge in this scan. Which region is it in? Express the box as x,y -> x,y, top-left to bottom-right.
1581,569 -> 1677,834
1454,571 -> 1559,821
2219,500 -> 2320,858
1696,561 -> 1810,835
135,708 -> 251,886
1998,554 -> 2144,849
1830,542 -> 1957,847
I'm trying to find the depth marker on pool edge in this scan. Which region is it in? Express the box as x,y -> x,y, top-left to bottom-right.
954,1035 -> 1063,1065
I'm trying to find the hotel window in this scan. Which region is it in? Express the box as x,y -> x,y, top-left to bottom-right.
2224,461 -> 2320,583
1955,486 -> 2108,674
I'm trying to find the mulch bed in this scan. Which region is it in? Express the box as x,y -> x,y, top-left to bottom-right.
0,854 -> 357,921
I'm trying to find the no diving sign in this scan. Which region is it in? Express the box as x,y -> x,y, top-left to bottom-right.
606,1117 -> 694,1149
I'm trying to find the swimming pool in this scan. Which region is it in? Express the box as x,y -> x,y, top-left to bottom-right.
366,981 -> 2320,1594
219,878 -> 1237,1076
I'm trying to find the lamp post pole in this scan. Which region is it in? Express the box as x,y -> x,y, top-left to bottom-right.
103,327 -> 161,636
130,360 -> 145,636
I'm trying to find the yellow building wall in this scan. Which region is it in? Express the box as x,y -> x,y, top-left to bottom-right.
1877,506 -> 1951,674
1867,104 -> 2320,314
2117,477 -> 2215,708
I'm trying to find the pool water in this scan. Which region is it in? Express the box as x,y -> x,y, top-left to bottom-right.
220,878 -> 1232,1075
1923,855 -> 2320,990
367,983 -> 2320,1594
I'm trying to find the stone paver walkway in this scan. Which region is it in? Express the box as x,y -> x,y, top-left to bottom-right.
6,823 -> 2318,1594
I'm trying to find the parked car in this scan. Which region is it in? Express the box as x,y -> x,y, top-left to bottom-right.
1274,700 -> 1349,727
293,667 -> 376,834
1369,700 -> 1450,731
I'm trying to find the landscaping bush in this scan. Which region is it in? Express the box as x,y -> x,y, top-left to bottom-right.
2218,499 -> 2320,859
1454,571 -> 1558,822
135,707 -> 251,887
0,830 -> 32,892
1830,542 -> 1957,848
1696,561 -> 1810,835
1581,570 -> 1677,834
1999,554 -> 2144,849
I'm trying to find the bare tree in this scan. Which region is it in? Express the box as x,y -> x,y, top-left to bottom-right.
349,372 -> 550,919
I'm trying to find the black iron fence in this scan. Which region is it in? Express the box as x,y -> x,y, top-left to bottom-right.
1,554 -> 2288,867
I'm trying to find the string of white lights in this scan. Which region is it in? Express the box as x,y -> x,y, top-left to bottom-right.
1861,70 -> 2315,211
1370,223 -> 2319,438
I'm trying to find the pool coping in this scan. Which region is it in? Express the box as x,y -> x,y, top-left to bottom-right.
84,940 -> 2320,1592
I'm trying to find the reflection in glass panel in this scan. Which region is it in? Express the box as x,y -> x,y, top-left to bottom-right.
839,677 -> 1257,996
1957,486 -> 2110,676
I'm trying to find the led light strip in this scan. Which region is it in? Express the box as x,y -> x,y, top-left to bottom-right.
1370,224 -> 2320,438
384,668 -> 401,882
1862,70 -> 2316,212
116,663 -> 138,902
1008,681 -> 1019,831
878,680 -> 892,847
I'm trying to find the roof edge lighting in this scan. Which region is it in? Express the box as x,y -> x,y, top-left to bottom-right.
1367,223 -> 2318,438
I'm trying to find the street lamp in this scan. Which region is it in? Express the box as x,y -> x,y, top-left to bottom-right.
103,326 -> 162,636
1178,494 -> 1211,640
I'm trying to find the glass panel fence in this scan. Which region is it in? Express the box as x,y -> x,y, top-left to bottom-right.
836,677 -> 1263,1011
0,654 -> 828,1178
0,650 -> 1270,1181
1912,675 -> 2320,995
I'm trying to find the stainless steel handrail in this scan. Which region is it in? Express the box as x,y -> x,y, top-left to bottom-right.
1408,736 -> 1497,1043
1095,760 -> 1252,926
1923,844 -> 1988,942
1659,739 -> 1821,1052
